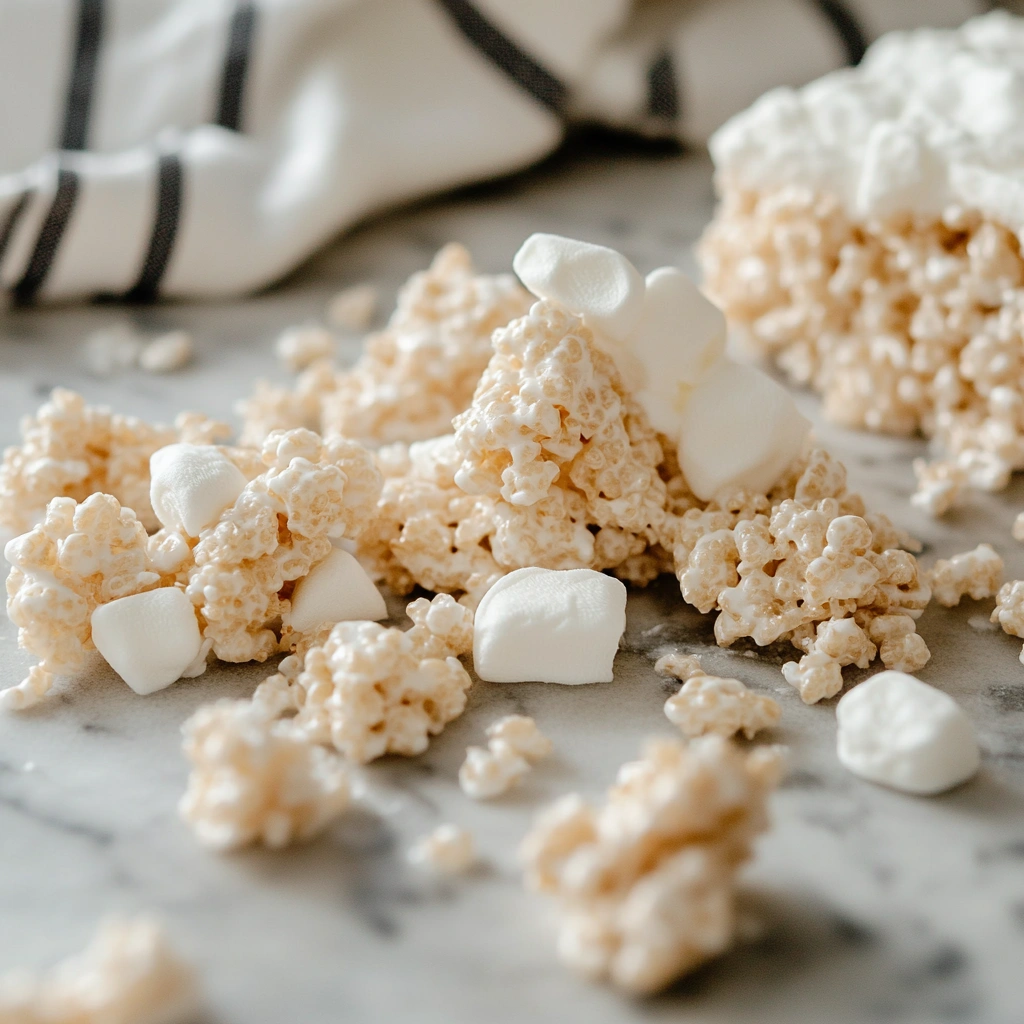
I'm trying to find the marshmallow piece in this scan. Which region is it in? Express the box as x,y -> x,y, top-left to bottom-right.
91,588 -> 203,695
284,547 -> 387,633
676,359 -> 810,501
149,443 -> 247,538
836,670 -> 980,795
473,567 -> 626,684
513,233 -> 645,341
630,267 -> 727,435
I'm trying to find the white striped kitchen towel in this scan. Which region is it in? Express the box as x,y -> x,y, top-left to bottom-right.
0,0 -> 991,304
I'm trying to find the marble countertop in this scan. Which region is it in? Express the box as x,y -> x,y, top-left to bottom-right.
2,144 -> 1023,1024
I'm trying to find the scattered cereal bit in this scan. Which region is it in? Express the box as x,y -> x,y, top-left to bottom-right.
325,282 -> 378,332
180,698 -> 350,850
1013,512 -> 1024,542
991,579 -> 1024,663
836,671 -> 980,795
660,656 -> 780,739
520,736 -> 782,994
139,331 -> 194,373
407,824 -> 476,875
82,325 -> 143,375
458,714 -> 551,800
911,458 -> 967,518
486,714 -> 553,762
927,544 -> 1004,607
286,594 -> 473,764
0,915 -> 198,1023
275,325 -> 337,372
654,651 -> 704,681
472,567 -> 627,684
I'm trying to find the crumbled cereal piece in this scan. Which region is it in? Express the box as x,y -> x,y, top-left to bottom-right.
0,916 -> 197,1023
992,579 -> 1024,658
486,714 -> 553,762
274,325 -> 336,372
139,331 -> 194,373
184,429 -> 382,663
927,544 -> 1004,607
407,824 -> 477,875
912,458 -> 967,518
782,650 -> 844,704
288,595 -> 473,763
458,714 -> 550,799
179,698 -> 350,850
0,389 -> 229,533
520,736 -> 782,994
1013,513 -> 1024,542
82,325 -> 142,375
326,282 -> 378,332
2,494 -> 161,709
660,656 -> 780,739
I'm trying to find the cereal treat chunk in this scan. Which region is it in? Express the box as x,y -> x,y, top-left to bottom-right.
459,714 -> 552,799
0,916 -> 197,1024
658,655 -> 780,740
700,14 -> 1024,508
3,494 -> 160,710
184,429 -> 381,663
179,698 -> 350,851
927,544 -> 1004,607
520,736 -> 782,994
991,579 -> 1024,665
0,388 -> 229,533
288,594 -> 473,764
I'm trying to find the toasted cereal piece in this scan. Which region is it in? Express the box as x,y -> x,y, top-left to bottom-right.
139,331 -> 194,373
459,714 -> 551,799
1013,513 -> 1024,542
326,282 -> 378,332
486,715 -> 553,762
407,824 -> 477,876
927,544 -> 1004,607
275,325 -> 336,372
654,652 -> 704,681
992,579 -> 1024,662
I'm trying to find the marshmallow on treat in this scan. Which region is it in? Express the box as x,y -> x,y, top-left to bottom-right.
284,546 -> 387,633
473,567 -> 627,684
836,670 -> 980,795
149,444 -> 247,538
91,588 -> 205,695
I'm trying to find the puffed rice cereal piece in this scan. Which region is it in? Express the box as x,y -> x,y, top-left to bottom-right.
458,714 -> 552,800
179,698 -> 350,850
520,735 -> 782,995
1013,512 -> 1024,542
407,824 -> 477,876
991,579 -> 1024,663
927,544 -> 1004,607
0,915 -> 197,1024
275,325 -> 336,372
326,282 -> 378,332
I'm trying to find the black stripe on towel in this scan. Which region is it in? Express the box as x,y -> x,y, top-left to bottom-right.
646,50 -> 679,121
60,0 -> 104,150
125,151 -> 184,302
813,0 -> 867,66
215,1 -> 258,130
436,0 -> 567,115
12,169 -> 80,305
0,192 -> 32,271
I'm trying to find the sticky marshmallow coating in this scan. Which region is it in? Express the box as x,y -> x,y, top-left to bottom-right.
836,671 -> 980,795
520,736 -> 782,995
927,543 -> 1004,607
0,916 -> 198,1024
473,568 -> 627,684
149,444 -> 249,539
91,588 -> 203,696
282,546 -> 387,634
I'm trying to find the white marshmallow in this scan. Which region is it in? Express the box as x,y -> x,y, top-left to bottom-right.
284,547 -> 387,633
836,670 -> 980,795
149,444 -> 247,538
675,359 -> 810,501
629,266 -> 727,435
473,567 -> 626,685
512,233 -> 645,341
91,588 -> 203,695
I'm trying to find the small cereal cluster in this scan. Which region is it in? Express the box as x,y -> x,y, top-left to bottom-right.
700,185 -> 1024,510
0,916 -> 197,1024
407,824 -> 477,876
656,654 -> 780,739
179,698 -> 350,850
459,715 -> 552,800
991,579 -> 1024,663
275,325 -> 336,372
520,736 -> 783,994
0,388 -> 228,534
927,544 -> 1004,607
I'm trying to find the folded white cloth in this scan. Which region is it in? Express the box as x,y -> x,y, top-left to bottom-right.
0,0 -> 983,304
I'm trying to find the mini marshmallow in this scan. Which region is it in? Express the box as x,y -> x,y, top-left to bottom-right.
676,358 -> 810,501
473,567 -> 626,684
513,233 -> 645,341
91,588 -> 203,695
836,670 -> 980,795
149,443 -> 247,538
284,546 -> 387,633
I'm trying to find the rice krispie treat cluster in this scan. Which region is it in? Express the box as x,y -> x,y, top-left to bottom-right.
520,736 -> 783,994
927,544 -> 1004,608
700,13 -> 1024,513
459,714 -> 552,800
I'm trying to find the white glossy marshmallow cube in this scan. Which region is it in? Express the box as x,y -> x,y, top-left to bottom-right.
473,567 -> 627,685
676,358 -> 810,501
150,444 -> 247,538
836,670 -> 980,795
284,547 -> 387,633
512,233 -> 645,341
91,588 -> 203,695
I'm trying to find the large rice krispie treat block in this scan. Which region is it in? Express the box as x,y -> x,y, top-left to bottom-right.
520,736 -> 782,995
700,13 -> 1024,512
236,244 -> 531,448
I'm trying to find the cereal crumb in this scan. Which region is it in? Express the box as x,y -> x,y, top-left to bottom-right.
275,326 -> 336,372
139,331 -> 194,373
82,325 -> 142,375
1013,512 -> 1024,542
927,543 -> 1004,607
459,714 -> 551,799
407,824 -> 476,875
326,282 -> 378,332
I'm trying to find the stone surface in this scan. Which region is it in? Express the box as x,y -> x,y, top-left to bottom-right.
1,143 -> 1023,1024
